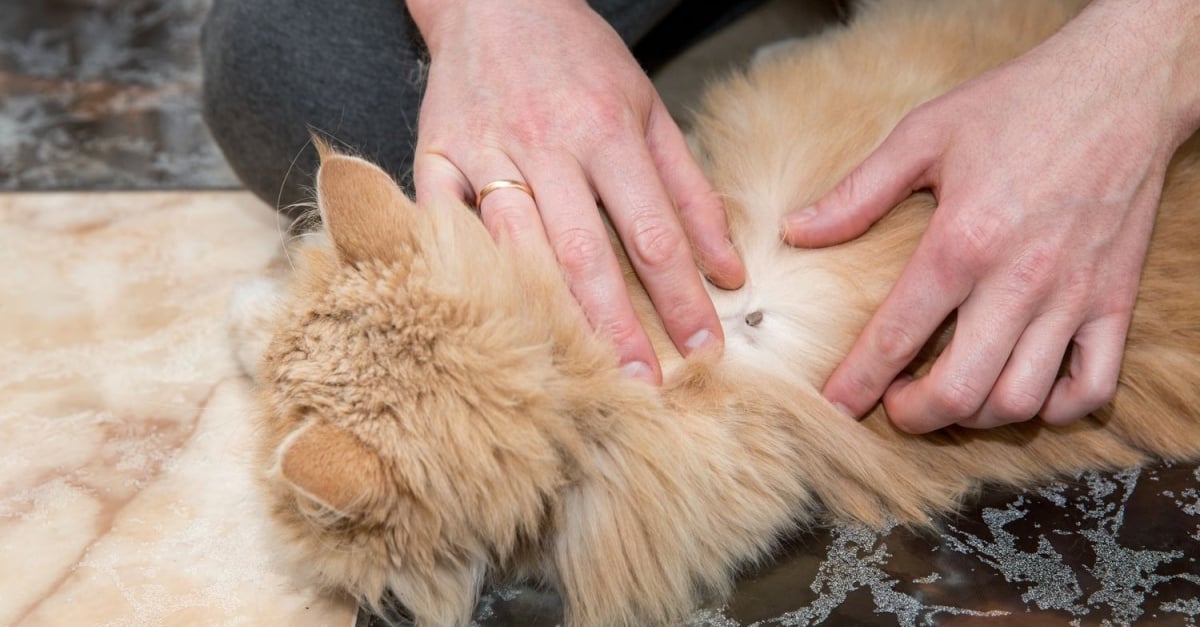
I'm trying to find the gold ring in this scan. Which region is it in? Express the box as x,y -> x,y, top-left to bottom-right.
475,179 -> 534,207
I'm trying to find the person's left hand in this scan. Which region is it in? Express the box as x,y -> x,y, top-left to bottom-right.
408,0 -> 744,385
781,0 -> 1199,432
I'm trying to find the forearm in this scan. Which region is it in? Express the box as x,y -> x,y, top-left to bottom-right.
1070,0 -> 1200,146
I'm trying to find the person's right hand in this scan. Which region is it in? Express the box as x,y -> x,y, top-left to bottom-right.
782,0 -> 1200,432
406,0 -> 745,384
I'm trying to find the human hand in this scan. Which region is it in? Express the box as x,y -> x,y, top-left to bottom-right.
407,0 -> 745,384
782,0 -> 1200,432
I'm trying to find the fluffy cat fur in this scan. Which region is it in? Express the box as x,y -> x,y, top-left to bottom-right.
237,0 -> 1200,624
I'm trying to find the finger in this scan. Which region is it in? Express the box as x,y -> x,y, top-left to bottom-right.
1039,314 -> 1128,425
478,185 -> 545,244
452,149 -> 555,263
782,115 -> 939,249
882,281 -> 1039,433
475,183 -> 552,257
958,312 -> 1075,429
645,99 -> 745,290
585,136 -> 725,360
821,238 -> 969,419
523,152 -> 662,384
413,148 -> 473,207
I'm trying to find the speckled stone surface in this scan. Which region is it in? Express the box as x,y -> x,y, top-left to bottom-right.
458,464 -> 1200,626
0,0 -> 238,190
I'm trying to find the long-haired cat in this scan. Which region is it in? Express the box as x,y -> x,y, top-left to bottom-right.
235,0 -> 1200,624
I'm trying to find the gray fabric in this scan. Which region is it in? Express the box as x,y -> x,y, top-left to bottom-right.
201,0 -> 684,215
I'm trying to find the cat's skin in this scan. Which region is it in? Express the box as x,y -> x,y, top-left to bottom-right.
236,0 -> 1200,624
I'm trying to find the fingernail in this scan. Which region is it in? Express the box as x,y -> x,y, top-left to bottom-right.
832,402 -> 856,419
620,360 -> 653,382
684,329 -> 717,354
790,206 -> 818,224
781,208 -> 817,237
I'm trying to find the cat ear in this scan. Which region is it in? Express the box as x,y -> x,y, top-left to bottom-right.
276,420 -> 384,516
313,138 -> 415,266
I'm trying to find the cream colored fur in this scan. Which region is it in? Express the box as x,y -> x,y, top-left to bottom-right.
236,0 -> 1200,624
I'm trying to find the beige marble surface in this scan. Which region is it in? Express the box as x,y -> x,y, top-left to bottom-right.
0,192 -> 355,626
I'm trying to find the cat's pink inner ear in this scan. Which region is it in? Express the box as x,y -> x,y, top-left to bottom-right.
315,150 -> 415,266
278,421 -> 383,515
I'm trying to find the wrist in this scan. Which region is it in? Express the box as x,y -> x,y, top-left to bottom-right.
407,0 -> 594,56
405,0 -> 467,54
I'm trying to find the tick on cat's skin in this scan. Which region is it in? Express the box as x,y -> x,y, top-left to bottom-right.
745,310 -> 764,327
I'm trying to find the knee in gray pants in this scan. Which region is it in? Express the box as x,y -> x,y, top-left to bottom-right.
201,0 -> 426,215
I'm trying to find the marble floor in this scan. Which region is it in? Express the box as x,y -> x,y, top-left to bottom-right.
2,0 -> 1199,625
0,0 -> 237,190
0,191 -> 354,626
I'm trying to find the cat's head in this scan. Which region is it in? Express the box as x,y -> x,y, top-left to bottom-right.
252,145 -> 569,623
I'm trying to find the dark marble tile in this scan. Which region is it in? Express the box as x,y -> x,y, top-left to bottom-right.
362,462 -> 1200,626
0,0 -> 238,190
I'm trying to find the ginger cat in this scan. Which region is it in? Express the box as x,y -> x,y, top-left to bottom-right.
236,0 -> 1200,624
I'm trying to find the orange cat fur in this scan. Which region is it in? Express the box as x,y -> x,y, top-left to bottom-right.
238,0 -> 1200,624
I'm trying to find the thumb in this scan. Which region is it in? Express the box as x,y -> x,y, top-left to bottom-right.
782,120 -> 937,248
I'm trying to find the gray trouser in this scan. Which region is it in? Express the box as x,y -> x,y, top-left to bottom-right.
200,0 -> 753,215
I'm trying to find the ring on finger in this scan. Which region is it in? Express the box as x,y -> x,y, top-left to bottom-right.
476,179 -> 534,207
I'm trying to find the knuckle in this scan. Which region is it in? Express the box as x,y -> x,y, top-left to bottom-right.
602,315 -> 643,349
946,210 -> 1006,269
511,119 -> 552,150
884,391 -> 940,434
553,227 -> 608,277
578,96 -> 637,144
990,388 -> 1044,424
590,97 -> 628,128
482,203 -> 529,241
932,377 -> 985,421
1060,267 -> 1097,308
629,216 -> 684,268
1077,375 -> 1118,414
504,100 -> 557,148
872,321 -> 922,367
836,368 -> 885,407
1008,244 -> 1058,291
657,296 -> 708,337
678,188 -> 725,221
